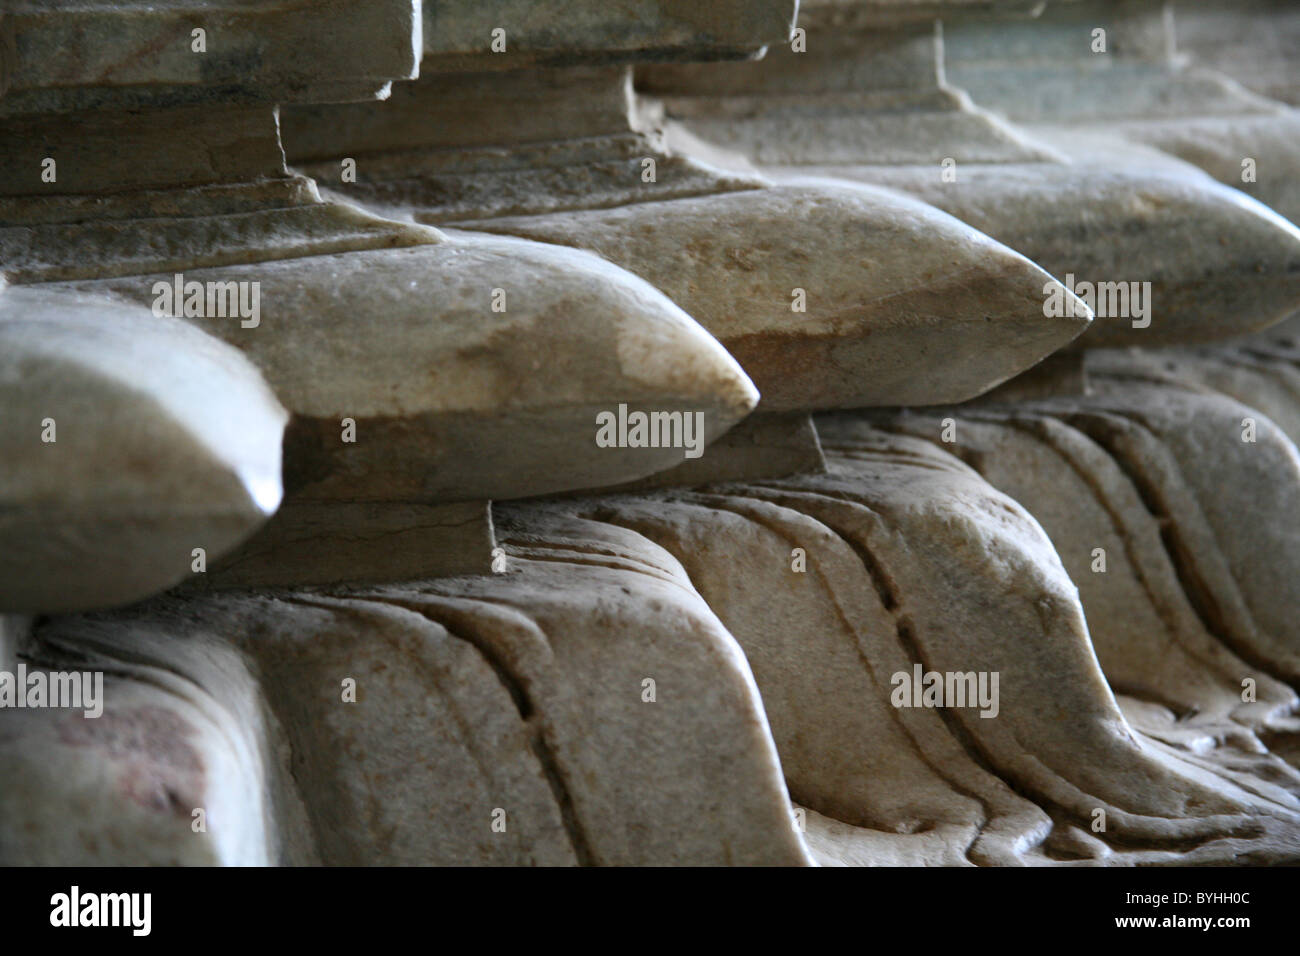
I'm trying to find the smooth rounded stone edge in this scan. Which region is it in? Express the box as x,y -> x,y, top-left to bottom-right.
0,286 -> 287,613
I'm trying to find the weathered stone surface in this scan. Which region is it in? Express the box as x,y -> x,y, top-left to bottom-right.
549,484 -> 1050,865
854,155 -> 1300,346
3,0 -> 820,870
861,404 -> 1300,752
3,98 -> 761,507
1087,330 -> 1300,447
286,67 -> 1092,410
1,103 -> 299,200
0,174 -> 434,285
844,364 -> 1300,823
10,0 -> 1300,872
581,412 -> 827,493
52,230 -> 760,503
1036,380 -> 1300,687
971,351 -> 1087,403
3,512 -> 813,865
640,6 -> 1300,346
419,0 -> 797,70
0,613 -> 307,865
641,16 -> 1060,166
942,0 -> 1300,224
942,0 -> 1233,124
558,427 -> 1300,862
187,501 -> 498,588
284,67 -> 770,222
468,181 -> 1091,409
1,3 -> 771,545
1,0 -> 422,114
801,424 -> 1300,862
0,286 -> 286,613
1173,0 -> 1300,107
1113,115 -> 1300,229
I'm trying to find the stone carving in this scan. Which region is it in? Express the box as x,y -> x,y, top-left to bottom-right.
942,0 -> 1300,226
282,68 -> 1092,411
2,0 -> 1300,868
1172,0 -> 1300,108
0,286 -> 286,611
1,0 -> 763,592
3,510 -> 810,865
640,0 -> 1300,346
0,0 -> 808,865
628,0 -> 1300,862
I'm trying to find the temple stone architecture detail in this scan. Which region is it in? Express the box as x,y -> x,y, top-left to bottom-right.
2,0 -> 1299,868
1173,0 -> 1300,108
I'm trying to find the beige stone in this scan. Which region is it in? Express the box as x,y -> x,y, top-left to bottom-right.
854,154 -> 1300,346
419,0 -> 797,70
1,1 -> 769,602
1172,0 -> 1300,107
0,286 -> 286,613
50,227 -> 760,503
2,512 -> 814,865
283,66 -> 770,223
1038,380 -> 1300,687
5,8 -> 798,864
3,99 -> 761,507
551,484 -> 1051,865
1,0 -> 422,114
584,412 -> 827,493
10,0 -> 1300,871
0,613 -> 306,865
564,426 -> 1300,861
185,500 -> 498,587
640,6 -> 1300,346
942,0 -> 1300,224
1087,334 -> 1300,446
285,66 -> 1092,410
863,404 -> 1300,756
801,421 -> 1300,861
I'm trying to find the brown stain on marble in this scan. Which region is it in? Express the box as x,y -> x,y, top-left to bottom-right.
58,705 -> 205,817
